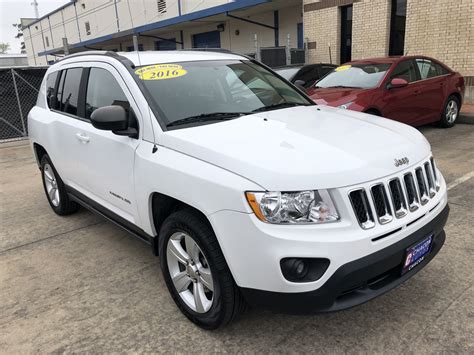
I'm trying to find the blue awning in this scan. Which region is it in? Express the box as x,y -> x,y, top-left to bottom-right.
38,0 -> 271,57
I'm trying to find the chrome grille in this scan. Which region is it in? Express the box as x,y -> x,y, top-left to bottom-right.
349,189 -> 375,229
389,179 -> 408,218
424,162 -> 436,197
403,173 -> 420,211
349,157 -> 440,229
370,184 -> 392,224
415,167 -> 429,205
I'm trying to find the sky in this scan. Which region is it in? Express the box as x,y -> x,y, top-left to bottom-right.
0,0 -> 65,53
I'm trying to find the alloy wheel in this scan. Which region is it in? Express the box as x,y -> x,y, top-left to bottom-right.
445,99 -> 458,124
43,163 -> 60,207
166,232 -> 214,313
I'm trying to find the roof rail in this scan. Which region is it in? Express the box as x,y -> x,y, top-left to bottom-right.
57,50 -> 130,63
177,48 -> 233,53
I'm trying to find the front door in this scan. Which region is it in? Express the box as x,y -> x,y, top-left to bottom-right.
382,59 -> 420,124
70,64 -> 141,222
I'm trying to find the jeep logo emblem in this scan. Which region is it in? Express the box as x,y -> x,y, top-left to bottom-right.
394,157 -> 409,167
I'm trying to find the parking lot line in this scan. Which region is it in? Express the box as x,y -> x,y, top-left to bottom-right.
447,170 -> 474,190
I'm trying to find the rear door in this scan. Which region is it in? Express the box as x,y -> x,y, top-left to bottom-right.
382,59 -> 420,124
414,58 -> 449,123
47,66 -> 86,185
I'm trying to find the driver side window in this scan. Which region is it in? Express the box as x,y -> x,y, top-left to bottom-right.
86,68 -> 131,120
390,60 -> 418,83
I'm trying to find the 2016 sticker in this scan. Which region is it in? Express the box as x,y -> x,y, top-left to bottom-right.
135,64 -> 187,80
335,65 -> 351,72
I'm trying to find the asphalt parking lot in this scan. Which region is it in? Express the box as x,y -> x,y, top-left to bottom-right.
1,123 -> 473,353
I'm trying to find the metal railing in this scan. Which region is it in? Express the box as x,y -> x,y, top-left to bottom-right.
0,67 -> 47,142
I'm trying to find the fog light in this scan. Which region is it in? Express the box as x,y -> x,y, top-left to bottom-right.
280,257 -> 330,283
281,258 -> 308,281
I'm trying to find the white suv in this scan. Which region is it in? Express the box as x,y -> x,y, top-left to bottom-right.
28,50 -> 449,329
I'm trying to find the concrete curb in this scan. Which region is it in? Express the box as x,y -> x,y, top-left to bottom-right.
459,113 -> 474,125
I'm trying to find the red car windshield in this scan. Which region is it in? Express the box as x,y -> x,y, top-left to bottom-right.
316,63 -> 391,89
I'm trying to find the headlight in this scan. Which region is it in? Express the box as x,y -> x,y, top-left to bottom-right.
245,190 -> 339,224
337,102 -> 353,109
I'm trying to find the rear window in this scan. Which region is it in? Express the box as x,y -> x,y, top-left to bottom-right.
57,68 -> 83,116
45,71 -> 58,109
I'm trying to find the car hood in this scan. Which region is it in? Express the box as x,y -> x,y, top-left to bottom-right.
160,106 -> 430,191
306,87 -> 371,106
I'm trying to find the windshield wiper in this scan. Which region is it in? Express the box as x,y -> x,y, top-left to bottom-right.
252,102 -> 310,113
166,112 -> 249,128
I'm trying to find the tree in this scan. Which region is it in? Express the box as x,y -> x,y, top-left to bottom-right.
0,43 -> 11,54
13,23 -> 26,54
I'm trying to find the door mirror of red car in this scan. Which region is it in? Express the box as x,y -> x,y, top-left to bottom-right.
388,78 -> 409,89
294,80 -> 306,91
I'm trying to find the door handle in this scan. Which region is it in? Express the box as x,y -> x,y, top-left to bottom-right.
76,133 -> 90,144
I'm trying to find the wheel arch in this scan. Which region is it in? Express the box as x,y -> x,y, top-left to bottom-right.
33,142 -> 48,168
448,92 -> 462,108
149,192 -> 213,256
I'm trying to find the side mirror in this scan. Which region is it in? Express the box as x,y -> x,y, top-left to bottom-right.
294,79 -> 306,91
90,105 -> 137,138
388,78 -> 408,89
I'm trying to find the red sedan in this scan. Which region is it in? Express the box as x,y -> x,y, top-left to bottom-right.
306,56 -> 465,127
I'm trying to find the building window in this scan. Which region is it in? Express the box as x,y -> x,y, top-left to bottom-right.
155,39 -> 177,50
157,0 -> 167,14
85,21 -> 91,35
127,44 -> 144,52
192,31 -> 221,49
297,23 -> 303,49
45,36 -> 50,47
389,0 -> 407,55
340,5 -> 353,64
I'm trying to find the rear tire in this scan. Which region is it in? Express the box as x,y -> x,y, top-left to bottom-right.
439,95 -> 460,128
40,155 -> 79,215
159,209 -> 245,329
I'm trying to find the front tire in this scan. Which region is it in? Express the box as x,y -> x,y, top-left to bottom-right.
40,155 -> 79,215
159,209 -> 245,329
439,95 -> 460,128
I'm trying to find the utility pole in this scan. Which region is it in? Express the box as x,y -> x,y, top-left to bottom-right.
31,0 -> 39,18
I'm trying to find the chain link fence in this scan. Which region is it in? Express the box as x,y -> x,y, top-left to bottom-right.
0,67 -> 47,143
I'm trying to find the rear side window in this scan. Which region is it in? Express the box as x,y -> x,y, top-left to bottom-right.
45,71 -> 58,108
58,68 -> 83,116
85,68 -> 130,119
416,59 -> 449,79
390,60 -> 418,83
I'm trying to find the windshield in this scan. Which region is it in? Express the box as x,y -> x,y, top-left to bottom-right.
134,60 -> 311,128
315,63 -> 391,89
275,67 -> 302,80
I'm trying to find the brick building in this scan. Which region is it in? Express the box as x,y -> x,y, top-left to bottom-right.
303,0 -> 474,102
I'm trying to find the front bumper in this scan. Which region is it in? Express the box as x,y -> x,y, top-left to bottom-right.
240,204 -> 449,314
